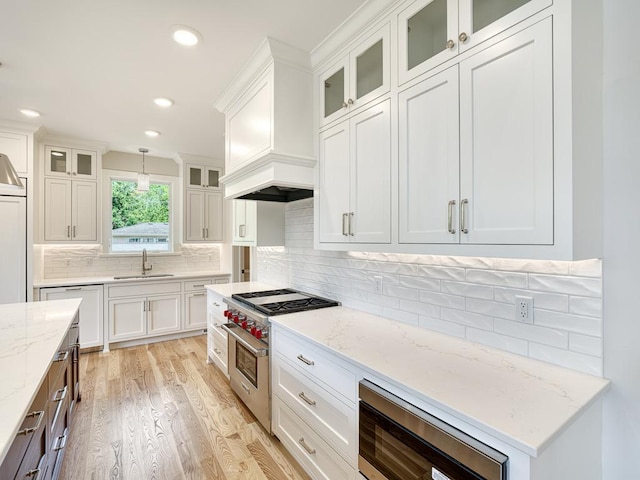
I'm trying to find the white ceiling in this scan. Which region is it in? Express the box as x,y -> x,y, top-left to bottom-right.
0,0 -> 367,160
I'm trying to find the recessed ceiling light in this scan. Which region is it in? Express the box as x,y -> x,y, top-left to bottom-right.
145,130 -> 160,138
172,26 -> 200,46
154,97 -> 174,108
19,108 -> 40,118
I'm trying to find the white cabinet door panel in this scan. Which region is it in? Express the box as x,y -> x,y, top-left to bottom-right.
185,292 -> 207,330
399,66 -> 460,243
186,190 -> 205,241
72,180 -> 97,241
44,178 -> 72,241
147,294 -> 181,335
318,122 -> 350,243
0,131 -> 28,174
0,196 -> 26,304
459,18 -> 553,244
205,192 -> 223,242
350,99 -> 391,243
109,298 -> 146,341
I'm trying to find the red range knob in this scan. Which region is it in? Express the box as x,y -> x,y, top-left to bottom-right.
241,320 -> 248,329
255,329 -> 263,340
250,326 -> 257,336
223,310 -> 230,318
232,315 -> 239,323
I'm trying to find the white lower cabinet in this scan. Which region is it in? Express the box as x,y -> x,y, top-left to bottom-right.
272,327 -> 358,479
206,288 -> 229,377
39,284 -> 104,348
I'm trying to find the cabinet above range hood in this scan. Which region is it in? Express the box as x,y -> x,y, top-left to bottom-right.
215,37 -> 315,202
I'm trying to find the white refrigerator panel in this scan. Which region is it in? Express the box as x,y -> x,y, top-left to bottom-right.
0,194 -> 27,304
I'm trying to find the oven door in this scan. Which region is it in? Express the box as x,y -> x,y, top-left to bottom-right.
359,381 -> 507,480
223,323 -> 271,432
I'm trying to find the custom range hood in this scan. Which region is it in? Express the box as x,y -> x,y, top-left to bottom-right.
215,37 -> 315,202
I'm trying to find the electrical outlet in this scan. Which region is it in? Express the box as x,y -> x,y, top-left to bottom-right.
374,276 -> 383,293
515,295 -> 534,323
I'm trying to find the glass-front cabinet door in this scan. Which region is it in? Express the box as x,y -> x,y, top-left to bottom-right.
398,0 -> 457,85
320,24 -> 389,127
45,146 -> 96,179
186,165 -> 222,189
398,0 -> 551,85
458,0 -> 551,53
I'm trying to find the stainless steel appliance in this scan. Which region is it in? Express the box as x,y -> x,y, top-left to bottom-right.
221,288 -> 340,432
359,380 -> 508,480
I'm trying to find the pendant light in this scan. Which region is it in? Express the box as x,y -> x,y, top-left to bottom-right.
137,148 -> 150,192
0,153 -> 24,189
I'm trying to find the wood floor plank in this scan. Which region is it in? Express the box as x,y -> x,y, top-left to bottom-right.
58,335 -> 310,480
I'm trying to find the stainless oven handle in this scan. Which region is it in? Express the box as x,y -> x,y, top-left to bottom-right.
221,324 -> 268,357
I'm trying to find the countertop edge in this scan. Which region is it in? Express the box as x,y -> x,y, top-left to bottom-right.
33,271 -> 232,288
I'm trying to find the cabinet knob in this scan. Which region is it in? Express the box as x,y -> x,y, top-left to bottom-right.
347,98 -> 354,105
446,39 -> 455,50
458,32 -> 469,43
342,101 -> 348,109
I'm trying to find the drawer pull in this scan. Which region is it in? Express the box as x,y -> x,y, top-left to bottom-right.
53,431 -> 68,452
297,354 -> 315,366
241,382 -> 251,395
298,437 -> 316,455
17,410 -> 45,436
54,350 -> 70,362
25,454 -> 45,480
213,302 -> 220,307
65,287 -> 82,291
193,284 -> 205,288
192,292 -> 206,297
298,392 -> 316,406
53,385 -> 68,403
213,348 -> 222,355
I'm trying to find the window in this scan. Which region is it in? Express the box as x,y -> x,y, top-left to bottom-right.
110,179 -> 171,252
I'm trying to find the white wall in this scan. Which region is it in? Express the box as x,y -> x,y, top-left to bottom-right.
257,198 -> 604,376
602,0 -> 640,476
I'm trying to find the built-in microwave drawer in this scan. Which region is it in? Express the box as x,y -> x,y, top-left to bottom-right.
273,354 -> 357,464
274,330 -> 357,404
272,396 -> 357,480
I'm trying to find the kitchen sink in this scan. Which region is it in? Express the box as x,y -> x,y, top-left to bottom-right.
113,273 -> 175,280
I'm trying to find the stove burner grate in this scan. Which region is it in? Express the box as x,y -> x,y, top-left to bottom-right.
255,297 -> 340,316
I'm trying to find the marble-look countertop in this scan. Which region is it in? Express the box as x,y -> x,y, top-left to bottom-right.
205,281 -> 282,298
33,271 -> 231,289
0,299 -> 82,465
270,306 -> 610,457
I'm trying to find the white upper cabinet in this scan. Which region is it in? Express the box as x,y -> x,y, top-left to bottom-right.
185,190 -> 223,242
319,24 -> 390,127
397,0 -> 551,85
44,178 -> 97,242
319,98 -> 391,244
399,19 -> 553,246
0,130 -> 29,174
185,164 -> 221,190
45,145 -> 97,180
232,199 -> 285,247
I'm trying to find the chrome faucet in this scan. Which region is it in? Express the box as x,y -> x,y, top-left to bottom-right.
142,248 -> 152,275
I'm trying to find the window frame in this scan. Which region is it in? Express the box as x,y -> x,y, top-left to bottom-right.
102,169 -> 180,254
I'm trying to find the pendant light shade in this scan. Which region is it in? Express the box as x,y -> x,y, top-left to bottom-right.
0,153 -> 24,189
137,148 -> 150,192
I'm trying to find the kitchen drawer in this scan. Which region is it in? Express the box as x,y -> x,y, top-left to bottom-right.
207,290 -> 226,314
274,329 -> 358,404
0,380 -> 48,480
214,277 -> 230,284
107,281 -> 181,298
48,347 -> 70,397
208,330 -> 228,376
184,278 -> 212,292
273,354 -> 357,464
273,396 -> 357,480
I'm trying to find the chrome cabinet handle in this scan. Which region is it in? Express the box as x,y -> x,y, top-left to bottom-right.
53,431 -> 67,451
65,287 -> 82,291
298,437 -> 316,455
192,292 -> 206,297
67,225 -> 71,238
297,354 -> 314,366
202,228 -> 205,239
460,198 -> 469,234
342,101 -> 348,109
447,200 -> 456,234
213,348 -> 221,355
17,410 -> 45,436
193,284 -> 205,288
54,350 -> 69,362
342,213 -> 348,236
298,392 -> 316,406
213,302 -> 220,307
73,226 -> 76,238
446,39 -> 455,49
347,98 -> 354,106
25,454 -> 45,480
53,385 -> 68,403
205,227 -> 209,238
459,32 -> 469,43
349,212 -> 354,236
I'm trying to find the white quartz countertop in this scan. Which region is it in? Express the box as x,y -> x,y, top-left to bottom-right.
205,281 -> 282,297
0,299 -> 82,465
270,306 -> 610,457
33,271 -> 231,288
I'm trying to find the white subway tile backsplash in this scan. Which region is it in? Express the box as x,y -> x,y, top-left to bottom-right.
466,269 -> 528,288
494,318 -> 568,349
529,343 -> 602,376
255,199 -> 604,377
466,328 -> 529,356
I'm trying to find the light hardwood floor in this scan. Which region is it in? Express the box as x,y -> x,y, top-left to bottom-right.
59,335 -> 311,480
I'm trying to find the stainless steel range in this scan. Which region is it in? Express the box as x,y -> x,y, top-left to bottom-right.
221,288 -> 340,432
